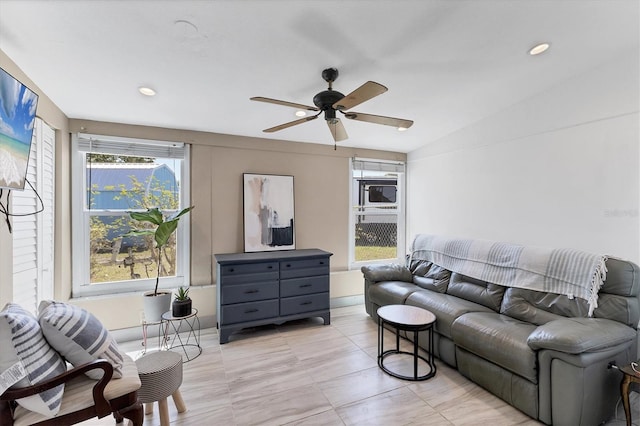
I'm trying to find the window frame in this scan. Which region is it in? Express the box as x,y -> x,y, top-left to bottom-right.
349,157 -> 406,268
71,133 -> 191,298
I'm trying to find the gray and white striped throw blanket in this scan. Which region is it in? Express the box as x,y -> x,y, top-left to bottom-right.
409,234 -> 607,316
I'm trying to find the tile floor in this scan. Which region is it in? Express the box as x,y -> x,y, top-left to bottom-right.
82,304 -> 639,425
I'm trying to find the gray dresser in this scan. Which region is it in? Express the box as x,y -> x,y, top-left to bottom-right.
214,249 -> 332,343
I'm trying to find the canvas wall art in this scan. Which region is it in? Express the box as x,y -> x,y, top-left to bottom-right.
243,173 -> 295,252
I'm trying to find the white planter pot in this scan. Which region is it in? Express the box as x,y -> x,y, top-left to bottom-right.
143,291 -> 172,322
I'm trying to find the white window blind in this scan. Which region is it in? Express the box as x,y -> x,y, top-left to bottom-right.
352,158 -> 405,174
77,133 -> 185,159
12,119 -> 55,314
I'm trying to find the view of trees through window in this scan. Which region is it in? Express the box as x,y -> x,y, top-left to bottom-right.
87,153 -> 181,284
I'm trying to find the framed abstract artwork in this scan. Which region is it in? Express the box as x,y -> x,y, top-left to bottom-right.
243,173 -> 295,252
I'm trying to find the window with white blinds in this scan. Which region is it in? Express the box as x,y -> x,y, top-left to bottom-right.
349,157 -> 405,266
12,118 -> 54,314
71,133 -> 191,297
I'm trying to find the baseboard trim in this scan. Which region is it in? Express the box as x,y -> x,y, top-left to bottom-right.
110,295 -> 363,343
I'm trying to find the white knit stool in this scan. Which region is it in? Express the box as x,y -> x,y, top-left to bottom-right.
135,351 -> 186,426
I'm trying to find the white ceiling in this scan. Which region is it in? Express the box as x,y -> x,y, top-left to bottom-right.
0,0 -> 637,153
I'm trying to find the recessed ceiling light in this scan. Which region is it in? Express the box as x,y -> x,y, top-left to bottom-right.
139,87 -> 156,96
295,110 -> 306,117
529,43 -> 550,56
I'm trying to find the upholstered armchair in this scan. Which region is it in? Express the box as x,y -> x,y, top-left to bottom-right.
0,357 -> 142,425
0,301 -> 142,425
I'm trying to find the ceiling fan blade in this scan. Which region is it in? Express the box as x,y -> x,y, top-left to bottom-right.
332,81 -> 387,111
251,96 -> 319,111
327,118 -> 348,142
343,111 -> 414,129
263,115 -> 318,133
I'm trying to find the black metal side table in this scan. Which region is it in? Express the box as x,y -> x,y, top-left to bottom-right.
377,304 -> 436,381
161,309 -> 202,362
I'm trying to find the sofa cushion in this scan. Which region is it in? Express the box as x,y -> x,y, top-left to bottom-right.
38,301 -> 124,380
446,273 -> 505,311
601,257 -> 640,297
596,257 -> 640,327
594,293 -> 640,327
451,312 -> 538,383
368,281 -> 421,307
0,303 -> 66,417
408,259 -> 432,276
405,290 -> 493,339
500,287 -> 588,326
413,264 -> 451,293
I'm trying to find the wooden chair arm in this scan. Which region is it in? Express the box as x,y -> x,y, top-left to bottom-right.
0,359 -> 114,417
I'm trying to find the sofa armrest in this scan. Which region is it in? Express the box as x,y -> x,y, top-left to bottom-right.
527,317 -> 636,354
361,264 -> 412,283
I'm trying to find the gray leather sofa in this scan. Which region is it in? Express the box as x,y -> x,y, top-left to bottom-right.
362,240 -> 640,425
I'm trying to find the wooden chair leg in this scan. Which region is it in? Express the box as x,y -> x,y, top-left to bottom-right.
118,400 -> 144,426
172,388 -> 187,413
144,402 -> 154,415
158,398 -> 170,426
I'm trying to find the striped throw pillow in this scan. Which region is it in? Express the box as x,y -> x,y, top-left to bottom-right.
38,301 -> 124,380
0,303 -> 66,417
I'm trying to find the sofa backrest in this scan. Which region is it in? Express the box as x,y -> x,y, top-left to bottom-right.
446,272 -> 505,312
498,257 -> 640,328
594,257 -> 640,328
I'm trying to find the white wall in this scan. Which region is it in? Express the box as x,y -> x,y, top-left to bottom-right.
407,51 -> 639,264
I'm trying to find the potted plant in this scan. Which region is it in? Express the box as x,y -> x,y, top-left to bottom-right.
125,206 -> 193,322
172,286 -> 192,317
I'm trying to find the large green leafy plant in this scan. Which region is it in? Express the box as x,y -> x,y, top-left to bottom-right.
125,206 -> 193,295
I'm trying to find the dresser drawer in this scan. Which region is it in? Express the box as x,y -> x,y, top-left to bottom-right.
280,257 -> 330,279
280,276 -> 329,298
280,293 -> 329,316
221,299 -> 278,324
221,281 -> 279,304
220,261 -> 279,284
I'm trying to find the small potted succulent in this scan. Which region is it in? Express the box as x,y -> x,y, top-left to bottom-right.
172,286 -> 192,317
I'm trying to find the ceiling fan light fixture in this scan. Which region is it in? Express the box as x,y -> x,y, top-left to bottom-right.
529,42 -> 550,56
397,127 -> 408,132
138,86 -> 156,96
295,110 -> 306,117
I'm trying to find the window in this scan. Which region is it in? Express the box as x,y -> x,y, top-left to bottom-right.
72,134 -> 190,297
350,158 -> 405,266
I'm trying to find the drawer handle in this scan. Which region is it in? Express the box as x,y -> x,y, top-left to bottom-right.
245,309 -> 259,313
245,289 -> 259,294
301,301 -> 312,305
229,268 -> 235,272
300,284 -> 312,288
319,261 -> 325,265
286,264 -> 291,268
267,265 -> 273,269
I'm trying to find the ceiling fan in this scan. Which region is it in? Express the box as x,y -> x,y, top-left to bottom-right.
250,68 -> 413,147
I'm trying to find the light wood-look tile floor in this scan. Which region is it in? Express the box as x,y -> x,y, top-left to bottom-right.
82,305 -> 638,426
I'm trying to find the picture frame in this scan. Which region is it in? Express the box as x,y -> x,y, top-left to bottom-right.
243,173 -> 295,252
